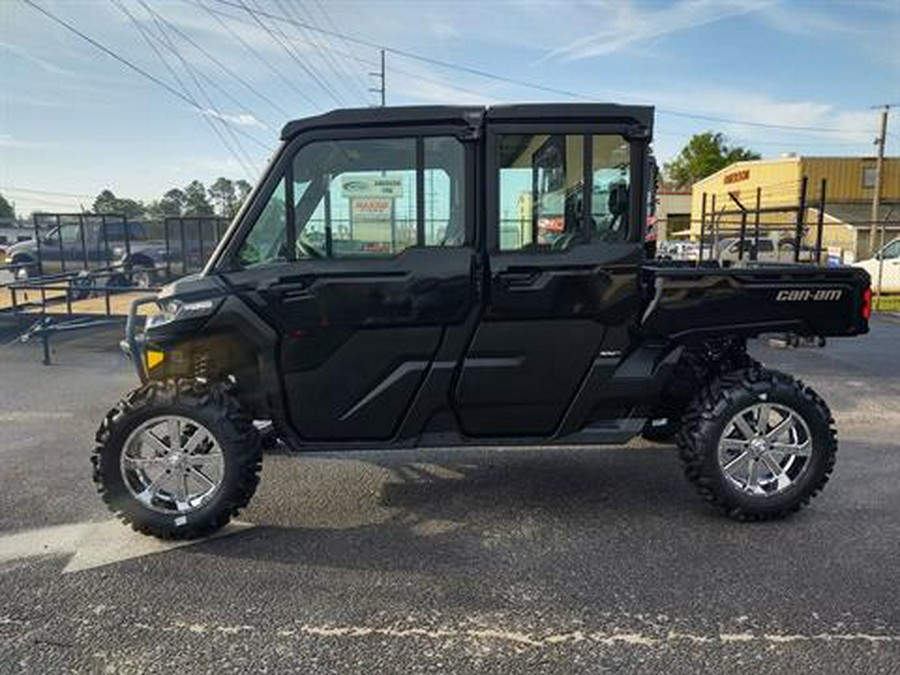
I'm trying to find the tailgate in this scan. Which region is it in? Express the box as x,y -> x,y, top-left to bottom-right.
641,264 -> 871,339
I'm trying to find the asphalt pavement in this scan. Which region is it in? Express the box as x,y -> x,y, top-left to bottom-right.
0,319 -> 898,674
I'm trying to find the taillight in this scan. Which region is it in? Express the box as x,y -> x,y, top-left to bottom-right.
861,286 -> 872,321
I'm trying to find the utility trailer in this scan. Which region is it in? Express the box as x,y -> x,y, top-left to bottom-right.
91,104 -> 871,539
1,214 -> 228,361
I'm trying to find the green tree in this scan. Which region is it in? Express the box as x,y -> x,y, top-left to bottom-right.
158,188 -> 186,216
234,179 -> 252,208
182,180 -> 214,216
0,194 -> 15,219
664,132 -> 760,188
92,189 -> 119,214
208,177 -> 237,217
92,189 -> 145,217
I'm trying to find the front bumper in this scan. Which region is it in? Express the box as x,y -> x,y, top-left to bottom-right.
123,295 -> 162,383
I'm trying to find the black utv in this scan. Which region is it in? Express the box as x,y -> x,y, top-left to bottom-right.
92,104 -> 871,539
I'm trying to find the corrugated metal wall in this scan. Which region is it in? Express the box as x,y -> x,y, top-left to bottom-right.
690,157 -> 900,240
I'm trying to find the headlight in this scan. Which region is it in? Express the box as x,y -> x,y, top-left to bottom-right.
145,298 -> 216,328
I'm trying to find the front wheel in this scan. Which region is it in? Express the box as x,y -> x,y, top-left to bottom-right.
130,264 -> 157,289
92,379 -> 262,539
676,368 -> 836,521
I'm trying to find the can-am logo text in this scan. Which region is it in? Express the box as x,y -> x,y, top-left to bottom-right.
775,289 -> 843,302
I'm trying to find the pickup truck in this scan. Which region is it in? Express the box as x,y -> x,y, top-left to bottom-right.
855,237 -> 900,293
5,219 -> 161,286
90,104 -> 871,540
5,218 -> 217,288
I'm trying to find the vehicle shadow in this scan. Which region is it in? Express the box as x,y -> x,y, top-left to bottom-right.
191,445 -> 709,572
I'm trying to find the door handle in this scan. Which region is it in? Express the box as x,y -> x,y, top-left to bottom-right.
258,279 -> 314,301
268,281 -> 308,293
497,268 -> 541,287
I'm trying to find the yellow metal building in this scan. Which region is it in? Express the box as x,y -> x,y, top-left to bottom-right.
689,156 -> 900,260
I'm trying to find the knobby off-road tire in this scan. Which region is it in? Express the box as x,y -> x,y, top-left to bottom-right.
676,367 -> 837,521
92,379 -> 262,539
642,347 -> 761,443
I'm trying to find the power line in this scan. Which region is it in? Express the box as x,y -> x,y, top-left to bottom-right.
208,0 -> 872,136
22,0 -> 274,156
308,0 -> 373,101
139,3 -> 291,119
277,0 -> 368,104
113,0 -> 256,177
192,1 -> 495,103
0,186 -> 94,198
194,0 -> 320,110
235,0 -> 345,107
133,0 -> 259,175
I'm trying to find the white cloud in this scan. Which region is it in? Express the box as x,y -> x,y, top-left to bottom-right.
200,110 -> 267,129
0,40 -> 75,76
637,85 -> 881,161
0,134 -> 55,150
546,0 -> 774,61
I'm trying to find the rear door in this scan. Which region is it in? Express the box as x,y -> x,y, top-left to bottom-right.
219,128 -> 477,441
454,116 -> 649,437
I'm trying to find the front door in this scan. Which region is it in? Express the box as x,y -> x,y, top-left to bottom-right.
454,126 -> 646,437
223,132 -> 476,442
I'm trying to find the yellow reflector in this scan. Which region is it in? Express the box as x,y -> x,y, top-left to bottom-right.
145,350 -> 165,370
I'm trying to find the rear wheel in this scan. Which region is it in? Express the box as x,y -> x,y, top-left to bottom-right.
676,368 -> 836,520
92,379 -> 262,539
643,345 -> 760,443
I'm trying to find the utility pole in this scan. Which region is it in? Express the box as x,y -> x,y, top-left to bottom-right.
871,104 -> 896,307
369,49 -> 385,107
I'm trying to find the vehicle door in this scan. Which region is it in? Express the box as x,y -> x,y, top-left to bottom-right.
871,239 -> 900,292
40,222 -> 84,275
453,123 -> 648,437
218,130 -> 477,441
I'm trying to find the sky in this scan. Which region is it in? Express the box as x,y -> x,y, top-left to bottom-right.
1,0 -> 899,216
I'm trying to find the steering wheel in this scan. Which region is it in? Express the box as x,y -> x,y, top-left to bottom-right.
297,239 -> 324,259
552,232 -> 577,251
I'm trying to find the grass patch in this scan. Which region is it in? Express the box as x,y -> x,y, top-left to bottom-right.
873,294 -> 900,312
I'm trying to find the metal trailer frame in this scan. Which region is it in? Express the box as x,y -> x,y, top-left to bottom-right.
3,267 -> 160,365
2,213 -> 226,366
30,212 -> 128,277
697,178 -> 828,265
163,216 -> 230,278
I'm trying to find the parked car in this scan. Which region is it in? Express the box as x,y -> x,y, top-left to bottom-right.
854,238 -> 900,293
92,103 -> 871,540
717,234 -> 815,264
657,240 -> 698,261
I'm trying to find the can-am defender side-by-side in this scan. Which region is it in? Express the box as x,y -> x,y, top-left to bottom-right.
92,104 -> 871,539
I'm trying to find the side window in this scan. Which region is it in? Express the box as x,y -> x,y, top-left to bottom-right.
881,240 -> 900,259
590,135 -> 631,242
293,137 -> 418,258
497,133 -> 632,252
424,136 -> 466,246
862,166 -> 877,189
237,178 -> 286,268
498,134 -> 584,251
58,224 -> 81,243
235,135 -> 468,268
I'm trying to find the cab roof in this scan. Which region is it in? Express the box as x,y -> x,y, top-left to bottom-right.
280,103 -> 654,141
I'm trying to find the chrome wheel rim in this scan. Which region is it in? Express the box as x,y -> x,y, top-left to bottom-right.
133,270 -> 152,289
120,415 -> 224,514
718,402 -> 813,498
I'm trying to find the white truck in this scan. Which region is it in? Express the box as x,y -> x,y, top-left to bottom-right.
855,238 -> 900,293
